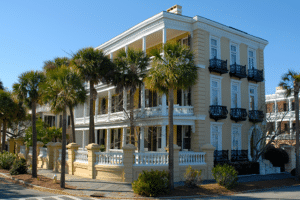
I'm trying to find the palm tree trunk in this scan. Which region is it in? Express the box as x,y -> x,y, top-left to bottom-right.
0,120 -> 2,151
168,88 -> 174,190
32,101 -> 37,178
69,105 -> 76,143
89,81 -> 95,144
60,107 -> 67,188
294,83 -> 300,180
130,89 -> 135,146
2,120 -> 6,152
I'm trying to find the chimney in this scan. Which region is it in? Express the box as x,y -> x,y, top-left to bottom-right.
167,5 -> 182,15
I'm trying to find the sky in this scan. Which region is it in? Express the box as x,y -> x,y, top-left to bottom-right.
0,0 -> 299,95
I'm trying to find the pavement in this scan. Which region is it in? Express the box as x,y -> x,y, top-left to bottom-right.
0,169 -> 297,199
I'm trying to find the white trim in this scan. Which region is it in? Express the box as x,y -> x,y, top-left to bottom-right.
209,35 -> 221,59
210,122 -> 223,150
210,75 -> 223,105
231,79 -> 242,108
231,123 -> 242,150
197,64 -> 205,68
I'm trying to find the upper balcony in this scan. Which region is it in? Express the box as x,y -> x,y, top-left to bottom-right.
247,69 -> 264,82
249,110 -> 264,123
229,63 -> 247,79
230,108 -> 247,122
209,105 -> 228,121
209,57 -> 228,75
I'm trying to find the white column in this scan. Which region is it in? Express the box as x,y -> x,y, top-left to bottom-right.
290,119 -> 293,134
274,100 -> 277,114
289,98 -> 292,111
122,127 -> 127,147
142,36 -> 146,55
162,94 -> 167,116
106,129 -> 111,152
162,27 -> 167,56
73,108 -> 76,125
140,127 -> 144,153
161,126 -> 167,152
95,129 -> 98,144
110,53 -> 113,60
141,84 -> 145,114
83,102 -> 87,123
125,45 -> 128,55
95,96 -> 99,121
82,130 -> 86,149
108,90 -> 112,120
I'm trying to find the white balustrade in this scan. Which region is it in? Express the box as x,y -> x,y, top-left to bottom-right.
133,152 -> 169,166
75,117 -> 84,124
173,105 -> 194,116
39,147 -> 47,158
144,106 -> 162,117
96,114 -> 108,122
109,112 -> 125,121
74,150 -> 88,163
58,149 -> 69,161
95,152 -> 123,166
179,151 -> 206,165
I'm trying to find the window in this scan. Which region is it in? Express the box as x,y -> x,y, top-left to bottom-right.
292,102 -> 295,111
144,126 -> 162,151
145,89 -> 160,107
182,37 -> 189,46
211,38 -> 218,59
97,129 -> 105,146
44,115 -> 55,127
230,43 -> 239,65
111,94 -> 123,113
111,129 -> 121,149
177,88 -> 191,106
231,80 -> 241,108
283,103 -> 287,112
210,75 -> 222,105
98,97 -> 107,115
177,125 -> 191,151
231,124 -> 242,150
248,49 -> 256,69
249,84 -> 258,110
211,123 -> 222,150
67,115 -> 71,127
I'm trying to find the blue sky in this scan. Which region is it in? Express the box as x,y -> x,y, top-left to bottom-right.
1,0 -> 299,95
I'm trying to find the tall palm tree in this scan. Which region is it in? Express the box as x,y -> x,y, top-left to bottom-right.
113,48 -> 150,150
72,47 -> 115,144
43,57 -> 86,143
13,71 -> 46,178
145,41 -> 198,190
0,80 -> 4,90
279,69 -> 300,180
41,66 -> 85,188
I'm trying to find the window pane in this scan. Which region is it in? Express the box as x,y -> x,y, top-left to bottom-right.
211,39 -> 217,46
231,45 -> 236,52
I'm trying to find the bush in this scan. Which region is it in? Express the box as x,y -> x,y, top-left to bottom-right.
10,158 -> 28,175
212,164 -> 238,189
0,151 -> 16,170
184,165 -> 202,188
264,146 -> 289,167
132,169 -> 169,197
99,145 -> 105,152
229,161 -> 259,175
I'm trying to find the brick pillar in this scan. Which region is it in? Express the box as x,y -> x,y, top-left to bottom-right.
86,143 -> 100,179
46,142 -> 55,169
282,145 -> 295,172
201,144 -> 215,180
123,144 -> 136,182
14,137 -> 24,154
67,143 -> 80,175
8,138 -> 14,153
165,144 -> 181,182
53,142 -> 62,172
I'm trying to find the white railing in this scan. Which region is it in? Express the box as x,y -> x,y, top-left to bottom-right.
134,152 -> 169,166
109,149 -> 123,153
20,146 -> 26,155
95,152 -> 123,166
179,151 -> 206,165
173,106 -> 194,116
36,105 -> 51,113
110,112 -> 125,121
28,147 -> 33,156
96,114 -> 108,122
144,106 -> 162,117
39,147 -> 47,158
74,150 -> 88,163
58,149 -> 69,161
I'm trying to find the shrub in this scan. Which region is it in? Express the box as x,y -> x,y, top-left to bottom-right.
229,161 -> 259,175
212,164 -> 238,189
264,146 -> 289,167
10,158 -> 28,175
99,145 -> 105,152
0,151 -> 16,170
132,169 -> 169,197
184,165 -> 202,188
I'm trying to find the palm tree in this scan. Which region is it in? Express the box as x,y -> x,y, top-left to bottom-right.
72,47 -> 115,144
13,71 -> 46,178
0,80 -> 4,90
279,69 -> 300,180
43,57 -> 86,143
145,41 -> 198,190
41,66 -> 85,188
113,48 -> 150,150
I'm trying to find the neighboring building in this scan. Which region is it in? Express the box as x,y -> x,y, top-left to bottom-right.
266,86 -> 300,146
74,5 -> 268,162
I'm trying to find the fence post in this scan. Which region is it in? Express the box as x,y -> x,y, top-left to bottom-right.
14,137 -> 24,154
86,143 -> 100,179
53,142 -> 62,172
46,142 -> 55,170
8,138 -> 14,153
67,143 -> 80,175
165,144 -> 181,182
123,144 -> 136,182
201,144 -> 215,180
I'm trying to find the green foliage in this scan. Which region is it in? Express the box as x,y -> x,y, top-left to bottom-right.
132,170 -> 169,197
184,165 -> 202,188
0,152 -> 16,170
10,158 -> 28,175
99,145 -> 105,152
264,146 -> 289,167
212,164 -> 238,189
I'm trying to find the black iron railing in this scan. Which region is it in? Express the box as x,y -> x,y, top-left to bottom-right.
249,110 -> 264,123
231,150 -> 249,162
214,150 -> 229,166
230,63 -> 247,79
209,105 -> 228,121
230,108 -> 247,122
248,69 -> 264,82
209,57 -> 228,74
